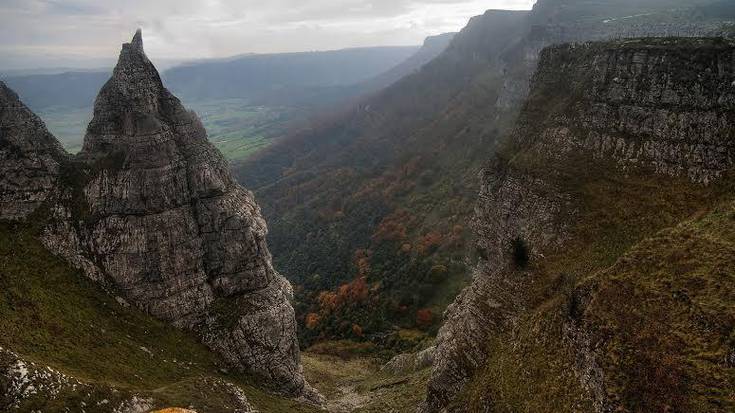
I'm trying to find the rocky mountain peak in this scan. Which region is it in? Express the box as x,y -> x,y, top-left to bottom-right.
130,28 -> 143,52
38,29 -> 320,401
80,29 -> 172,158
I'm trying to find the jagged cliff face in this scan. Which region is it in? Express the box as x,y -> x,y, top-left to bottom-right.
0,30 -> 317,402
0,83 -> 66,220
422,38 -> 735,412
75,30 -> 279,324
531,39 -> 735,183
497,0 -> 735,109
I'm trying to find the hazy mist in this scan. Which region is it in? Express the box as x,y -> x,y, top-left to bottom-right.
0,0 -> 536,71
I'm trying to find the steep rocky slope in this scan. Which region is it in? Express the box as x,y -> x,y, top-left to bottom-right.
235,0 -> 734,347
0,84 -> 66,220
0,30 -> 319,408
422,37 -> 735,412
0,221 -> 316,412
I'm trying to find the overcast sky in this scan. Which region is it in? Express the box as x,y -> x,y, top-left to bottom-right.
0,0 -> 536,70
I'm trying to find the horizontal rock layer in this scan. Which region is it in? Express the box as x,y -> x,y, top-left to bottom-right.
422,37 -> 735,412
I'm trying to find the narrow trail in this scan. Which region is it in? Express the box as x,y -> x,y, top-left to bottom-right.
327,385 -> 372,412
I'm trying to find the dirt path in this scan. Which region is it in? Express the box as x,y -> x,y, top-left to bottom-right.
301,351 -> 431,413
327,385 -> 372,412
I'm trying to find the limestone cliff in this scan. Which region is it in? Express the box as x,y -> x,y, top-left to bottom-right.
0,30 -> 318,403
422,37 -> 735,412
0,82 -> 66,220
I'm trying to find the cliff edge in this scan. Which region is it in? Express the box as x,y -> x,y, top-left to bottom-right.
422,37 -> 735,412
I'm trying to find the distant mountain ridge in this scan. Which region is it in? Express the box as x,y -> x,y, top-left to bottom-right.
1,44 -> 432,113
163,46 -> 420,103
356,33 -> 457,94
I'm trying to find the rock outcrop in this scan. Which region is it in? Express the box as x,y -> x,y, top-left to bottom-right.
0,82 -> 66,220
422,37 -> 735,412
496,0 -> 735,110
1,30 -> 318,402
532,38 -> 735,183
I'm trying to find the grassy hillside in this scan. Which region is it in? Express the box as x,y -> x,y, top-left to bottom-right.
459,165 -> 735,411
185,99 -> 306,161
302,342 -> 432,413
0,218 -> 317,412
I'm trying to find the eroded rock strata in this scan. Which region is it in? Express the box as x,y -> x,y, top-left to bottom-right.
422,38 -> 735,412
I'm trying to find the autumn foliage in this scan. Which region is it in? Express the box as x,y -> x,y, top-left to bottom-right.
416,231 -> 444,255
354,249 -> 372,277
372,210 -> 412,242
416,308 -> 434,328
317,276 -> 370,314
305,313 -> 321,330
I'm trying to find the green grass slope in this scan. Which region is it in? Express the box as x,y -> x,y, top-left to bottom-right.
578,199 -> 735,411
460,162 -> 735,412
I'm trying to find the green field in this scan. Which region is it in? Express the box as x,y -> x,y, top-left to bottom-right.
185,99 -> 304,161
38,99 -> 298,161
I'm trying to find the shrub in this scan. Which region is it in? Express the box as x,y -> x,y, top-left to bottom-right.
416,308 -> 434,328
305,313 -> 321,330
511,237 -> 530,268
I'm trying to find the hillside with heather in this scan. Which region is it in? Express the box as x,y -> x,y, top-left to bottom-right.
423,36 -> 735,413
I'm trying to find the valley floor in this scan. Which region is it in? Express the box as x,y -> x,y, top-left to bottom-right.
303,346 -> 430,413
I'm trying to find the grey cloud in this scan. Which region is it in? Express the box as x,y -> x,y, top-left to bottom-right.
0,0 -> 536,70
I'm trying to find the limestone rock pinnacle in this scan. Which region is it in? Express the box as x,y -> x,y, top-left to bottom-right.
40,29 -> 320,401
